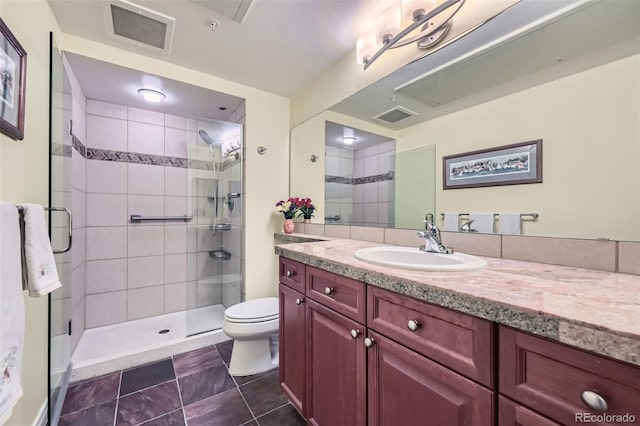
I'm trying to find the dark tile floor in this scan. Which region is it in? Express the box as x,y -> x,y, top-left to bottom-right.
58,341 -> 305,426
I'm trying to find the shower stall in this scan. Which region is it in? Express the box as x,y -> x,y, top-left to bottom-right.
47,47 -> 246,423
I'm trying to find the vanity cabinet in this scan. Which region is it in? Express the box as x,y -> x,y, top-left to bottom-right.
279,257 -> 494,425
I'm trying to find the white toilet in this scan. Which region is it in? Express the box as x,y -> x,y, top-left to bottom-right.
222,297 -> 279,376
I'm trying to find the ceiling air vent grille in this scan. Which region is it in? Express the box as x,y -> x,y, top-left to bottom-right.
104,0 -> 175,54
372,106 -> 417,124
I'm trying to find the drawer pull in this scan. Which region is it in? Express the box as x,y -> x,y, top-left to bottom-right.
324,286 -> 334,295
581,390 -> 608,412
350,329 -> 360,339
407,320 -> 420,331
285,270 -> 295,277
364,337 -> 375,348
295,298 -> 305,305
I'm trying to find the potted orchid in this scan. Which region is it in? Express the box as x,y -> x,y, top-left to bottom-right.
276,197 -> 301,234
297,198 -> 316,223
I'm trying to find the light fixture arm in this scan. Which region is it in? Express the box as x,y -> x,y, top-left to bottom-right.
363,0 -> 465,70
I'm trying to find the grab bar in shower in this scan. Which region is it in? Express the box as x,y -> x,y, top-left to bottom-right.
130,215 -> 193,223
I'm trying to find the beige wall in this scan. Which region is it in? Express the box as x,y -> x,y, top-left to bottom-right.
396,54 -> 640,241
61,35 -> 291,300
0,1 -> 61,424
290,110 -> 396,224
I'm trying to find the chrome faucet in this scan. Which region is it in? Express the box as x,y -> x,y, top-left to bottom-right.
417,222 -> 454,254
459,219 -> 477,233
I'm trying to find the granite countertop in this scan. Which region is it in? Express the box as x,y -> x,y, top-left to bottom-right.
274,236 -> 640,367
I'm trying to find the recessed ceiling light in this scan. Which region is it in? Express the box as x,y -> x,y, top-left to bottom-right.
138,88 -> 166,103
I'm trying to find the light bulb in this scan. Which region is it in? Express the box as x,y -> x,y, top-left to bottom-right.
376,6 -> 401,45
356,31 -> 379,65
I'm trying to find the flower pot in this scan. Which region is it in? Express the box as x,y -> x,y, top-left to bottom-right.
303,216 -> 311,224
283,218 -> 295,234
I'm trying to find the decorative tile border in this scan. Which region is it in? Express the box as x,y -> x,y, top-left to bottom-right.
72,135 -> 87,158
325,171 -> 394,185
69,134 -> 239,171
52,143 -> 72,157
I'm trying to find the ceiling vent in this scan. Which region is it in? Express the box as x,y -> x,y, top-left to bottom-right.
104,0 -> 176,54
372,106 -> 418,124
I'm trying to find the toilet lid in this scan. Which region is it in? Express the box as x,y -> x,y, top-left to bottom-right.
225,297 -> 279,322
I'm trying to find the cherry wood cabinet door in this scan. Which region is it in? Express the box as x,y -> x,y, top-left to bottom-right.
367,330 -> 494,426
499,396 -> 561,426
306,299 -> 366,426
279,283 -> 306,416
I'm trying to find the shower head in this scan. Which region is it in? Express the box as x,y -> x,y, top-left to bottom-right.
198,129 -> 215,146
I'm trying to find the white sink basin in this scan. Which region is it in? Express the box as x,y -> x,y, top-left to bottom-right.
354,246 -> 487,272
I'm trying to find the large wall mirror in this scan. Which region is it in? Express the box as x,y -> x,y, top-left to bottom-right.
290,0 -> 640,242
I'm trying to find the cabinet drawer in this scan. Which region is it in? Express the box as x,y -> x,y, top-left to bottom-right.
306,266 -> 366,324
280,257 -> 306,293
499,396 -> 560,426
367,286 -> 494,387
499,326 -> 640,425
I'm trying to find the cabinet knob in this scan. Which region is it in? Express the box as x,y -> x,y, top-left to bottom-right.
285,270 -> 294,277
324,287 -> 334,295
407,320 -> 420,331
295,298 -> 305,305
364,337 -> 375,348
350,329 -> 360,339
581,390 -> 608,412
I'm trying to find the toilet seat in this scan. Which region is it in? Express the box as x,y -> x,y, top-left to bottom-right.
224,297 -> 278,323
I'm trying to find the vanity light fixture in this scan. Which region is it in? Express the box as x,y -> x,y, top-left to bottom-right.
343,127 -> 357,145
356,0 -> 465,70
137,88 -> 166,103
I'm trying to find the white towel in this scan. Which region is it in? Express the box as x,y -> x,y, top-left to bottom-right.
442,213 -> 459,231
499,213 -> 522,235
469,212 -> 494,233
0,202 -> 25,423
19,204 -> 61,297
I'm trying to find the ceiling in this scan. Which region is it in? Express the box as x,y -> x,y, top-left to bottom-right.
65,52 -> 244,121
48,0 -> 399,97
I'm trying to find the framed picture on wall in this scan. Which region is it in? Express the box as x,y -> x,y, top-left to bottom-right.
0,18 -> 27,141
443,139 -> 542,190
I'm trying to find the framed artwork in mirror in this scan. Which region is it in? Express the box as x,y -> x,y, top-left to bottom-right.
0,18 -> 27,141
443,139 -> 542,189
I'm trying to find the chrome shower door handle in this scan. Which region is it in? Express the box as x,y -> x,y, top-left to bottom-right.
48,207 -> 72,254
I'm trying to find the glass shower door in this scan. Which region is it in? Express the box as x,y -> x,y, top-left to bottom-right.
186,117 -> 244,336
49,34 -> 73,424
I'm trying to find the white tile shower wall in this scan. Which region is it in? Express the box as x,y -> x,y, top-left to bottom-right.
353,141 -> 395,227
84,100 -> 195,328
325,146 -> 354,225
67,64 -> 88,352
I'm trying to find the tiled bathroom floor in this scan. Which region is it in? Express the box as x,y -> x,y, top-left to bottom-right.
58,340 -> 304,426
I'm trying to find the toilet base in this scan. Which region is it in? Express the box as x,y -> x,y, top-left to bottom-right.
228,337 -> 279,376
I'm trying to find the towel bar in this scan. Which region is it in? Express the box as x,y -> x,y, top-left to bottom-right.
440,212 -> 539,220
17,206 -> 73,254
130,215 -> 193,223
